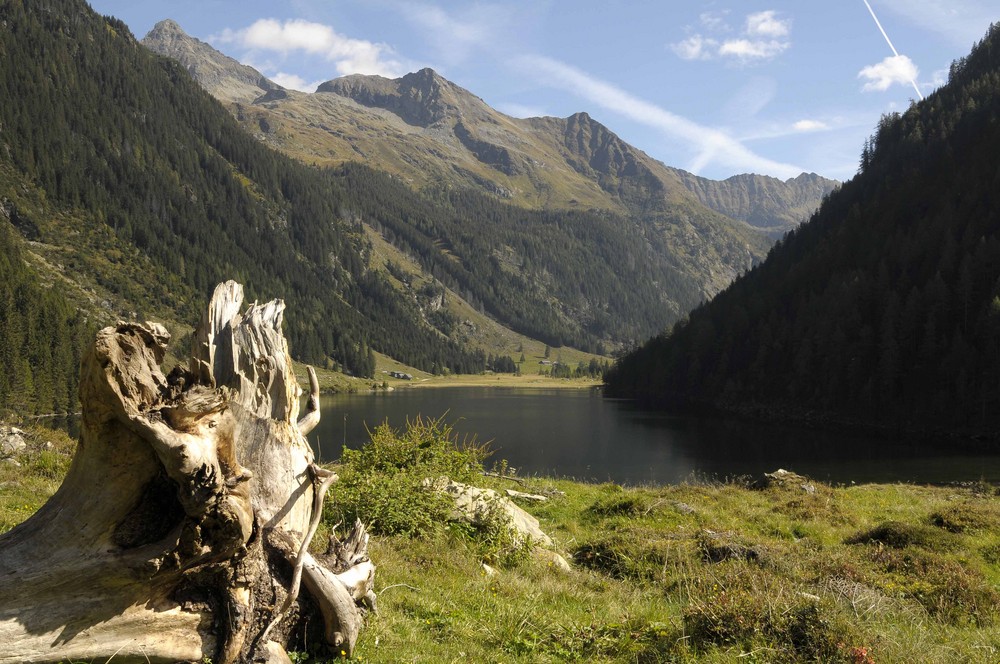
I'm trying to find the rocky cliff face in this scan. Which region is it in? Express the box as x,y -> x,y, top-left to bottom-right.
318,68 -> 474,128
669,170 -> 839,237
142,19 -> 280,104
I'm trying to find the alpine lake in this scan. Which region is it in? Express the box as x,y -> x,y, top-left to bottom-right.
308,386 -> 1000,486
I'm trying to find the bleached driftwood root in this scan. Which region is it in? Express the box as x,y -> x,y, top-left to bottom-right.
0,281 -> 374,663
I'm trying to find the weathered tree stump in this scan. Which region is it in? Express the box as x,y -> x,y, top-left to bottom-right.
0,281 -> 374,663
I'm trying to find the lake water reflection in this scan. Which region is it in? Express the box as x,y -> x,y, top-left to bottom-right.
309,387 -> 1000,486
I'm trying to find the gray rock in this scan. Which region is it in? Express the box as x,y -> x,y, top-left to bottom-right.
426,477 -> 553,546
1,426 -> 27,456
505,488 -> 548,502
672,501 -> 697,514
535,548 -> 572,572
752,468 -> 816,493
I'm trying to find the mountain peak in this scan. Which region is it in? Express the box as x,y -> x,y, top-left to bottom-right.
142,19 -> 280,104
317,68 -> 490,128
148,18 -> 185,36
404,67 -> 444,84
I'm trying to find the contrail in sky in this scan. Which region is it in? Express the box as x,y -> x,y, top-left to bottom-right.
861,0 -> 924,100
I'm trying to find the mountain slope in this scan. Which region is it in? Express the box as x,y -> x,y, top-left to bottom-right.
141,20 -> 837,235
0,0 -> 753,391
0,215 -> 91,417
605,24 -> 1000,439
0,0 -> 483,378
138,19 -> 791,347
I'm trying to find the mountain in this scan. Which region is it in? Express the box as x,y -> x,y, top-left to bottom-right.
605,24 -> 1000,440
141,19 -> 281,104
138,19 -> 798,344
0,216 -> 91,417
668,170 -> 837,238
142,21 -> 837,237
0,0 -> 767,410
0,0 -> 486,385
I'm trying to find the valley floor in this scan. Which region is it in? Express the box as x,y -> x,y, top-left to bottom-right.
2,425 -> 998,663
297,362 -> 602,394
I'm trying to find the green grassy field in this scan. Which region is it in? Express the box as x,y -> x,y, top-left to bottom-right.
2,422 -> 998,663
354,476 -> 1000,664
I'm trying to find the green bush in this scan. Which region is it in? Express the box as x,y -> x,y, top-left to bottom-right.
585,494 -> 648,518
456,497 -> 534,568
327,416 -> 488,537
326,416 -> 533,565
865,546 -> 999,626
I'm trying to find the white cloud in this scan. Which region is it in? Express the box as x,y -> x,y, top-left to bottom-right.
395,2 -> 509,67
214,19 -> 406,77
672,9 -> 791,63
738,113 -> 866,142
925,68 -> 948,91
793,119 -> 829,132
269,72 -> 325,93
723,77 -> 777,120
699,10 -> 731,32
513,54 -> 802,178
496,103 -> 549,119
746,10 -> 790,39
858,54 -> 919,92
672,35 -> 718,61
719,38 -> 789,60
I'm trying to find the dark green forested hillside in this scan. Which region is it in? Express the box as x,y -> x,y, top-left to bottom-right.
338,165 -> 703,350
606,23 -> 1000,439
0,221 -> 92,416
0,0 -> 485,381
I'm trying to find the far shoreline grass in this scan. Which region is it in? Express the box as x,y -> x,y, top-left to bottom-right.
296,361 -> 603,395
393,373 -> 602,390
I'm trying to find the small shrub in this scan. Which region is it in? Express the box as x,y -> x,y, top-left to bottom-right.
586,494 -> 648,518
29,449 -> 71,479
697,534 -> 760,564
465,497 -> 534,568
574,538 -> 638,579
845,520 -> 952,550
327,416 -> 531,565
866,547 -> 999,625
980,542 -> 1000,565
340,415 -> 487,481
929,501 -> 1000,533
572,536 -> 675,581
683,567 -> 856,662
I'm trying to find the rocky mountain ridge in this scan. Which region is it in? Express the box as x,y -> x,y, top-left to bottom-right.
142,20 -> 837,236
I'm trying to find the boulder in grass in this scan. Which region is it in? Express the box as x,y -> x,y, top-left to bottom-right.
425,477 -> 553,547
0,426 -> 27,456
752,468 -> 815,494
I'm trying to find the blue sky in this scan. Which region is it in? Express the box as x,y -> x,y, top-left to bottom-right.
87,0 -> 996,182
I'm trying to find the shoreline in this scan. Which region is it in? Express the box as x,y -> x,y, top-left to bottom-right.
391,374 -> 602,390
